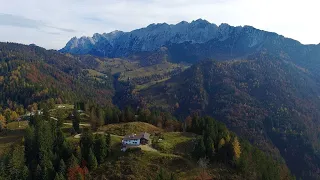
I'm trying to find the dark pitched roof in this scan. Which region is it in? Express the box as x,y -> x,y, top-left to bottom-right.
123,132 -> 150,141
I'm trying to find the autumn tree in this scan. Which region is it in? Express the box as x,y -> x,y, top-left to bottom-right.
232,137 -> 241,160
0,114 -> 6,131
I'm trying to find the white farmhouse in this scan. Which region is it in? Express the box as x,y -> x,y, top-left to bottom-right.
121,132 -> 150,151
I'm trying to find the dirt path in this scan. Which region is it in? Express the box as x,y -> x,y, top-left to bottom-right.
63,122 -> 91,127
73,131 -> 121,139
140,145 -> 158,152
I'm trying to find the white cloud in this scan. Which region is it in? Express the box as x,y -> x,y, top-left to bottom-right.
0,0 -> 319,49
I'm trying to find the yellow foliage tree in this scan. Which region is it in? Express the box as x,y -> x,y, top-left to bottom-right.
0,114 -> 6,131
218,138 -> 226,149
225,133 -> 231,143
232,137 -> 241,160
16,106 -> 25,115
10,111 -> 19,121
4,108 -> 11,121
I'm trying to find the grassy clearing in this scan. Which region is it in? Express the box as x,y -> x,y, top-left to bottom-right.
92,150 -> 196,180
0,121 -> 28,154
134,77 -> 170,91
104,58 -> 140,74
98,122 -> 162,136
153,132 -> 198,155
0,129 -> 24,155
7,121 -> 28,130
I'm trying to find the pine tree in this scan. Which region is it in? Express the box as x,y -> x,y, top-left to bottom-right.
43,107 -> 50,121
106,133 -> 111,156
73,111 -> 80,133
24,126 -> 35,166
170,173 -> 177,180
7,145 -> 27,179
41,166 -> 49,180
90,106 -> 97,130
76,171 -> 83,180
58,159 -> 66,175
113,110 -> 119,123
93,134 -> 107,164
80,129 -> 94,161
56,109 -> 64,127
104,107 -> 113,124
193,138 -> 206,159
88,149 -> 98,170
156,168 -> 166,180
96,107 -> 104,127
67,154 -> 78,169
35,164 -> 42,180
205,137 -> 215,158
54,172 -> 65,180
22,165 -> 29,180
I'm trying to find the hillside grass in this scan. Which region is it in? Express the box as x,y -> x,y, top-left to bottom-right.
7,121 -> 28,130
0,122 -> 27,155
92,150 -> 196,180
98,122 -> 162,136
153,132 -> 198,155
118,62 -> 183,80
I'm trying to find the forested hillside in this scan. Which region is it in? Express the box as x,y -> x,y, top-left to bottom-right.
140,54 -> 320,179
0,100 -> 294,180
0,42 -> 114,110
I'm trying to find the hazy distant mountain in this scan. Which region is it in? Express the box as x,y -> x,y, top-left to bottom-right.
60,19 -> 245,57
61,19 -> 320,68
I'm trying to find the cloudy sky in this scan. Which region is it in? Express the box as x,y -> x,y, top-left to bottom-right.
0,0 -> 319,49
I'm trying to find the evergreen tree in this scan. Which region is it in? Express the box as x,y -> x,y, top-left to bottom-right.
56,109 -> 64,127
170,173 -> 177,180
80,129 -> 94,162
156,168 -> 166,180
43,107 -> 50,121
124,106 -> 134,122
7,145 -> 27,179
93,134 -> 108,164
113,109 -> 119,123
58,159 -> 66,175
35,164 -> 42,180
90,106 -> 97,130
54,172 -> 65,180
76,171 -> 83,180
96,107 -> 104,127
205,137 -> 215,159
88,149 -> 98,170
24,126 -> 35,166
73,111 -> 80,133
106,133 -> 111,156
193,138 -> 206,159
104,107 -> 113,125
41,166 -> 49,180
67,154 -> 78,169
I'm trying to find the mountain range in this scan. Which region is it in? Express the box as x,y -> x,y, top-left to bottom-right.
60,19 -> 320,66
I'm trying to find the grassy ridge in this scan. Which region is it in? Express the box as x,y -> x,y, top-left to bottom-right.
98,122 -> 162,136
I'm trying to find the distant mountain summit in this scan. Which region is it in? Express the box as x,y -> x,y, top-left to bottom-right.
61,19 -> 320,69
60,19 -> 266,57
